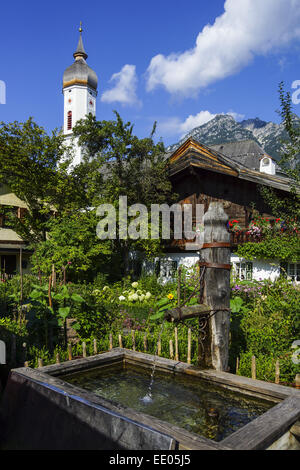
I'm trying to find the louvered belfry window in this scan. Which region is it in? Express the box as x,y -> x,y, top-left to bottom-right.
67,111 -> 72,130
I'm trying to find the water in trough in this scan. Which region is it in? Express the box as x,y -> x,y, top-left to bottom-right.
63,363 -> 273,442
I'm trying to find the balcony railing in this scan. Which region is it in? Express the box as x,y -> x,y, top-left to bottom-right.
166,229 -> 268,251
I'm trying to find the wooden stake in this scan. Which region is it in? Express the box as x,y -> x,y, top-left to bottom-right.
143,334 -> 147,352
24,361 -> 29,367
48,275 -> 53,309
175,327 -> 179,361
251,355 -> 256,380
19,246 -> 23,305
56,353 -> 60,364
109,333 -> 113,350
82,342 -> 87,358
236,357 -> 240,374
169,340 -> 174,359
118,334 -> 123,348
93,339 -> 97,355
38,358 -> 43,368
52,264 -> 56,290
275,359 -> 280,384
22,342 -> 27,366
187,328 -> 191,364
131,330 -> 136,351
177,266 -> 181,307
157,338 -> 161,356
68,343 -> 72,360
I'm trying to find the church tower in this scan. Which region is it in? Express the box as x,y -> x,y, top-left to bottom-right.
62,23 -> 98,165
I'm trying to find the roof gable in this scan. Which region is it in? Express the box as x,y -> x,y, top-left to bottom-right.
169,138 -> 241,177
168,138 -> 296,193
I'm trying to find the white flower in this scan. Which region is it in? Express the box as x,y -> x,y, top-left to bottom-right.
129,293 -> 139,301
119,295 -> 126,301
145,292 -> 152,300
102,286 -> 109,291
139,294 -> 145,301
131,282 -> 138,288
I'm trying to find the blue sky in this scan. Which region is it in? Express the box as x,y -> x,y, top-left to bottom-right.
1,0 -> 300,146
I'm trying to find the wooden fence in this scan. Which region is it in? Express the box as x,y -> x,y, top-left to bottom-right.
2,331 -> 293,387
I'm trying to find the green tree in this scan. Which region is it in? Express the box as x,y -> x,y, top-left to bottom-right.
30,210 -> 114,282
260,82 -> 300,222
238,83 -> 300,263
0,118 -> 87,243
73,112 -> 176,273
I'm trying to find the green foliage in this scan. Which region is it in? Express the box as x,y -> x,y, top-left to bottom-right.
258,82 -> 300,224
236,233 -> 300,262
230,277 -> 300,382
30,210 -> 114,282
0,118 -> 87,244
72,112 -> 176,273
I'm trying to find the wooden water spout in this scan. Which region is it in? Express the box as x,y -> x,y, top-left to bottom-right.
165,202 -> 231,372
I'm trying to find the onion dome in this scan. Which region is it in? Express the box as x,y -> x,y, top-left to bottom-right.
63,23 -> 98,92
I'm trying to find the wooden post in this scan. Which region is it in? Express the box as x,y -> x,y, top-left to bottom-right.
157,338 -> 161,356
118,334 -> 123,348
48,275 -> 53,309
24,361 -> 29,367
68,343 -> 72,360
109,333 -> 113,350
187,328 -> 191,364
251,355 -> 256,380
22,342 -> 27,366
295,374 -> 300,389
82,342 -> 87,358
143,334 -> 147,352
19,246 -> 23,305
169,339 -> 174,359
38,358 -> 43,368
175,327 -> 179,361
201,202 -> 231,371
131,330 -> 136,351
52,264 -> 56,289
177,266 -> 181,307
275,359 -> 280,384
236,357 -> 240,374
93,339 -> 97,355
56,353 -> 60,364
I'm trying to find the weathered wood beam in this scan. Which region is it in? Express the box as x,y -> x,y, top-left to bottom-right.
164,304 -> 211,322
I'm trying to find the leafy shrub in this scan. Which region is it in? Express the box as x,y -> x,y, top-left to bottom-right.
230,277 -> 300,383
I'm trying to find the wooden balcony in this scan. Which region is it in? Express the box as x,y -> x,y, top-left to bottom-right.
166,229 -> 262,252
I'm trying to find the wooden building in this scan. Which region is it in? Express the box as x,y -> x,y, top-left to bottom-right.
154,138 -> 298,282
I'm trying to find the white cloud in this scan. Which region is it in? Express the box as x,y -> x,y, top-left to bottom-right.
159,110 -> 243,138
101,64 -> 141,106
146,0 -> 300,96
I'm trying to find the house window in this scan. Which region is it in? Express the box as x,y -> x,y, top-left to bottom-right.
234,262 -> 253,280
262,157 -> 270,167
67,111 -> 72,130
0,255 -> 17,275
281,263 -> 300,282
156,259 -> 178,279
